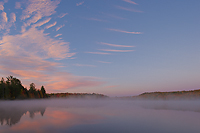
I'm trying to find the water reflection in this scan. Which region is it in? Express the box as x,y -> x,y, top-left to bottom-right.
1,99 -> 200,133
0,101 -> 46,126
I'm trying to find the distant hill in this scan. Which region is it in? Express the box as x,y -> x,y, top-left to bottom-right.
127,89 -> 200,100
48,92 -> 108,99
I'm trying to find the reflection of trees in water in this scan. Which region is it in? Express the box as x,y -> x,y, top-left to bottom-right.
0,106 -> 46,126
29,107 -> 45,119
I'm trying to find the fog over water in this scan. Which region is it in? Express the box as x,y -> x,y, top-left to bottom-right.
1,99 -> 200,133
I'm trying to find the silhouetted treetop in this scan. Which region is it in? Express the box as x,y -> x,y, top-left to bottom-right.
0,76 -> 47,100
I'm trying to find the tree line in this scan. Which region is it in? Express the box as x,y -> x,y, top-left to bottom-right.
137,89 -> 200,100
0,76 -> 47,100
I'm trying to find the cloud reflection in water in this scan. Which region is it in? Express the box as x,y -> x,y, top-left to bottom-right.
1,99 -> 200,133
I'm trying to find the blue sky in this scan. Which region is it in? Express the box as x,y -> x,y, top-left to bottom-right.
0,0 -> 199,96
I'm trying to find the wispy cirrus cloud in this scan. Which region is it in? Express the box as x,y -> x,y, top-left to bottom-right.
32,18 -> 51,28
76,1 -> 84,6
10,69 -> 48,80
55,34 -> 62,37
107,28 -> 142,34
106,14 -> 126,20
97,61 -> 112,64
20,0 -> 60,32
0,23 -> 104,92
99,49 -> 134,52
123,0 -> 138,5
115,5 -> 143,13
46,72 -> 104,92
0,23 -> 76,89
74,64 -> 96,67
45,21 -> 57,29
56,24 -> 65,31
85,52 -> 111,55
101,12 -> 126,20
21,0 -> 60,20
58,13 -> 68,18
86,18 -> 108,22
99,42 -> 135,48
0,56 -> 57,82
0,0 -> 105,93
24,13 -> 42,28
0,27 -> 73,60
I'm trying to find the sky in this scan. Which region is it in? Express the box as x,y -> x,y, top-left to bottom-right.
0,0 -> 199,96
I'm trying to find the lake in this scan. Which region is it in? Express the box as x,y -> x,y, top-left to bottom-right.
1,99 -> 200,133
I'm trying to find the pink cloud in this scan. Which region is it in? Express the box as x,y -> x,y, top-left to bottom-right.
45,72 -> 104,92
106,14 -> 126,20
103,85 -> 119,89
74,64 -> 96,67
47,80 -> 103,91
115,5 -> 143,13
10,13 -> 16,23
15,2 -> 21,9
56,24 -> 65,31
0,26 -> 74,59
24,13 -> 42,28
76,1 -> 84,6
0,12 -> 7,30
0,0 -> 104,93
10,70 -> 47,80
0,56 -> 58,72
123,0 -> 138,5
1,12 -> 7,22
45,21 -> 57,29
99,42 -> 135,47
107,28 -> 142,34
0,60 -> 104,93
97,61 -> 112,64
86,18 -> 107,22
0,2 -> 4,11
21,0 -> 60,20
32,18 -> 51,28
54,34 -> 62,37
85,52 -> 111,55
100,49 -> 134,52
20,0 -> 60,32
0,24 -> 103,92
101,12 -> 126,20
58,13 -> 68,18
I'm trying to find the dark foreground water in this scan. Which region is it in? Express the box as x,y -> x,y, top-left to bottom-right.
1,99 -> 200,133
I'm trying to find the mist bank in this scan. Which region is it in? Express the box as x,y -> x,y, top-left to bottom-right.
1,99 -> 200,128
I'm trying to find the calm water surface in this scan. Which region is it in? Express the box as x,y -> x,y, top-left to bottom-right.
1,99 -> 200,133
